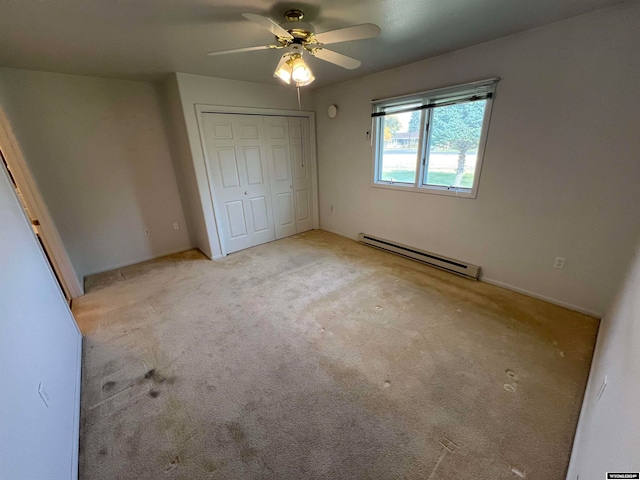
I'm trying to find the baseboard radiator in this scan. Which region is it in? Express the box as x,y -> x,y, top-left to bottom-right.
358,233 -> 480,280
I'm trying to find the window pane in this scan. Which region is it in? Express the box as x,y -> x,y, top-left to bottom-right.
379,109 -> 421,184
424,100 -> 486,189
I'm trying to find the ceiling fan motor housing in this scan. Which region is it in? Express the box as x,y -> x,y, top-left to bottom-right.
279,10 -> 315,43
282,23 -> 315,36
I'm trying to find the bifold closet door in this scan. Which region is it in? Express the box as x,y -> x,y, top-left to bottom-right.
202,113 -> 275,254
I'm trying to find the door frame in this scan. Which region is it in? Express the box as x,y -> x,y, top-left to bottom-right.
195,105 -> 319,257
0,108 -> 83,299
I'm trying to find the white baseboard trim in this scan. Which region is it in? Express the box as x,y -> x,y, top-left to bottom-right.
85,245 -> 195,278
481,276 -> 602,319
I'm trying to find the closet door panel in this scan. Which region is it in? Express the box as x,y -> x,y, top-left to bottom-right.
217,148 -> 241,188
275,192 -> 294,228
203,113 -> 274,253
295,189 -> 311,223
226,201 -> 248,239
289,117 -> 314,233
249,196 -> 270,234
244,147 -> 264,185
264,116 -> 296,239
234,115 -> 275,247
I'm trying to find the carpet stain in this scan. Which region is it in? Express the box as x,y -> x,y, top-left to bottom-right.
239,447 -> 257,463
226,422 -> 246,443
101,381 -> 116,392
144,368 -> 176,385
201,459 -> 227,473
159,397 -> 198,443
226,421 -> 258,463
164,454 -> 180,473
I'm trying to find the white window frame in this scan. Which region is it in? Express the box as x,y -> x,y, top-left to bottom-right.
372,78 -> 498,199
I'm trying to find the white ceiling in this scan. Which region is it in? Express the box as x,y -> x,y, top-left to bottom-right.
0,0 -> 627,88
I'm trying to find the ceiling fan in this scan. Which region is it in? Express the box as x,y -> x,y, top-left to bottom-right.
207,9 -> 381,87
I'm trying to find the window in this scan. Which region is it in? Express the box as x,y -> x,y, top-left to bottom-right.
372,79 -> 497,198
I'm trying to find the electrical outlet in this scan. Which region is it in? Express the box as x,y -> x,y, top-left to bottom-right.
554,257 -> 566,269
144,228 -> 150,237
173,222 -> 180,230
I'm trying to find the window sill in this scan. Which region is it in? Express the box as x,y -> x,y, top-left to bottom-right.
371,182 -> 477,199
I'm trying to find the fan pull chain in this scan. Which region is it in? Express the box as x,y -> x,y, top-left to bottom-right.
297,86 -> 301,110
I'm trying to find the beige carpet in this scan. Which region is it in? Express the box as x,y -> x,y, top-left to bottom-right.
74,230 -> 598,479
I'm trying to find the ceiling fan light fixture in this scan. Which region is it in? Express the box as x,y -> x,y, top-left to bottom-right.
273,53 -> 292,84
291,56 -> 314,85
295,69 -> 315,87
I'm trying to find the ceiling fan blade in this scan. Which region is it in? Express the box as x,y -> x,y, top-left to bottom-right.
206,45 -> 277,56
313,48 -> 361,70
242,13 -> 294,39
314,23 -> 380,45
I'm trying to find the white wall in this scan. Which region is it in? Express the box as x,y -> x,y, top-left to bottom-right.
566,238 -> 640,479
157,75 -> 206,254
0,161 -> 82,479
0,68 -> 191,281
172,72 -> 313,258
312,1 -> 640,316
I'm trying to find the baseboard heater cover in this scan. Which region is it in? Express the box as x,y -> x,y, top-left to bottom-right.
358,233 -> 480,280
